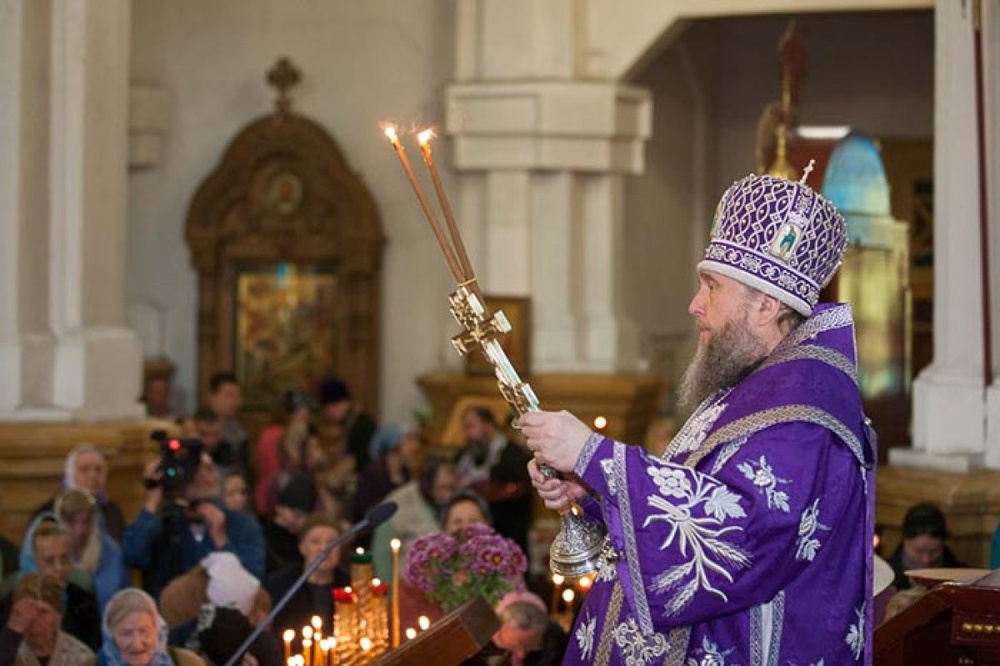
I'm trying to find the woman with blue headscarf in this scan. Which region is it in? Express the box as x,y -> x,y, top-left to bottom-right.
82,589 -> 203,666
350,424 -> 422,526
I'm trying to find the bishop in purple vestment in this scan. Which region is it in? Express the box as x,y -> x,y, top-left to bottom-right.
523,173 -> 875,666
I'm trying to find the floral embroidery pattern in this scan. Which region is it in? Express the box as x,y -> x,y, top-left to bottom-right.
612,616 -> 669,666
670,402 -> 727,456
795,498 -> 829,562
601,459 -> 618,496
737,455 -> 791,512
845,603 -> 865,660
686,635 -> 735,666
575,611 -> 596,660
644,464 -> 751,616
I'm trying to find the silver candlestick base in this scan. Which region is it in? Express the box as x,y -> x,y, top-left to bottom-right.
548,506 -> 607,579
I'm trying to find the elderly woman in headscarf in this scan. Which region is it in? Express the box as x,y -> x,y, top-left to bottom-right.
350,424 -> 422,526
82,588 -> 203,666
34,444 -> 126,543
53,490 -> 128,614
0,574 -> 94,666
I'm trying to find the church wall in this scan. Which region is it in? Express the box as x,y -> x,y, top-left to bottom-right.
624,21 -> 719,410
623,10 -> 933,409
126,0 -> 459,424
714,10 -> 933,195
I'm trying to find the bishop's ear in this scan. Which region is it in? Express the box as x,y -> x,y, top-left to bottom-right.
749,291 -> 783,328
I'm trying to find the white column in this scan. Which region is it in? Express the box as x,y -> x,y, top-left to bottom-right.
892,0 -> 987,472
0,0 -> 142,421
447,82 -> 650,372
982,0 -> 1000,469
48,0 -> 143,419
0,0 -> 61,419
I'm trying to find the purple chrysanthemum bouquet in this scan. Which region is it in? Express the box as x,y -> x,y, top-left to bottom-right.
405,522 -> 527,611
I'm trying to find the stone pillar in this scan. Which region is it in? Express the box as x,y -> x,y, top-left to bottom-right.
0,0 -> 59,418
891,0 -> 989,473
0,0 -> 143,421
982,0 -> 1000,470
448,0 -> 651,373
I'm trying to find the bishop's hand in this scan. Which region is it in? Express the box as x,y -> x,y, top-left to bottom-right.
519,409 -> 593,474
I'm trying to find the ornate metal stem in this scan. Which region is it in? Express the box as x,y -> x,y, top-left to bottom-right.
449,286 -> 606,578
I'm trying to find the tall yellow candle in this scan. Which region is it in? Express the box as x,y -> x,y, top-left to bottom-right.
390,538 -> 401,648
283,629 -> 295,663
416,129 -> 478,296
382,125 -> 464,282
550,573 -> 564,615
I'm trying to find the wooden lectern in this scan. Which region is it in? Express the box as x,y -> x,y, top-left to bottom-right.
875,570 -> 1000,665
375,596 -> 503,666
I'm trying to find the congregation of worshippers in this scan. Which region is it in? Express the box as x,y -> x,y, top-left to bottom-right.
0,373 -> 568,666
5,368 -> 1000,666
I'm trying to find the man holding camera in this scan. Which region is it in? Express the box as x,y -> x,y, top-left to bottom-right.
122,448 -> 265,599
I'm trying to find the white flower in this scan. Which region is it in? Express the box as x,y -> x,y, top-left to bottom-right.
845,604 -> 865,660
795,498 -> 829,562
575,613 -> 596,660
648,466 -> 692,499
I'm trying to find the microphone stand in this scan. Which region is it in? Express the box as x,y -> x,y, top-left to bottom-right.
222,502 -> 398,666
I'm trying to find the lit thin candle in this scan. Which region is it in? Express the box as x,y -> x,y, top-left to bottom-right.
390,538 -> 401,648
550,573 -> 564,615
417,615 -> 430,632
416,129 -> 479,296
383,125 -> 465,282
283,629 -> 295,663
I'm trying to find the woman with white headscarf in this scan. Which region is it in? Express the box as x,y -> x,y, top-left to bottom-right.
82,589 -> 203,666
33,444 -> 126,543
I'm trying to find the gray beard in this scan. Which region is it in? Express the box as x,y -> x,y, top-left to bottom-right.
678,314 -> 768,411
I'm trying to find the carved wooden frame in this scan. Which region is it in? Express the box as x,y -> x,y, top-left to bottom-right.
185,106 -> 384,416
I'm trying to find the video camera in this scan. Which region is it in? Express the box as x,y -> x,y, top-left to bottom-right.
146,429 -> 204,494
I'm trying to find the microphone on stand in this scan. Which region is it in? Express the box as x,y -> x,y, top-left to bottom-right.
222,501 -> 399,666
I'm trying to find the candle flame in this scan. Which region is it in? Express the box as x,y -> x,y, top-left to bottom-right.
283,629 -> 296,642
552,573 -> 565,585
311,615 -> 322,630
593,415 -> 608,430
390,538 -> 401,552
417,129 -> 435,146
360,636 -> 373,651
303,626 -> 313,639
562,589 -> 576,603
372,577 -> 382,587
578,575 -> 593,590
382,124 -> 398,141
405,628 -> 417,640
418,615 -> 430,631
355,546 -> 365,555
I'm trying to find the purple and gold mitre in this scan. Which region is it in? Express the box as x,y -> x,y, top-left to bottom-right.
698,173 -> 848,316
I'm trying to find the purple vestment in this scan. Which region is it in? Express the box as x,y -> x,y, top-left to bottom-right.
564,303 -> 875,666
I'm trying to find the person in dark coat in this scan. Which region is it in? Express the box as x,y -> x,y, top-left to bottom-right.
887,502 -> 964,591
454,406 -> 533,556
264,516 -> 349,638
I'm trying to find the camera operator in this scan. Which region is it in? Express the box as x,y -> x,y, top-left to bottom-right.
122,446 -> 265,599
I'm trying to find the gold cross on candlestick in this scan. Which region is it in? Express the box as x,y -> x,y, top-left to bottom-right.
383,123 -> 607,578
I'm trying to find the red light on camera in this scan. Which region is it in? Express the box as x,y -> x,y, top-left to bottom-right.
168,439 -> 181,451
